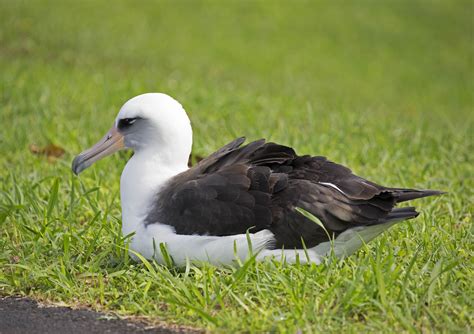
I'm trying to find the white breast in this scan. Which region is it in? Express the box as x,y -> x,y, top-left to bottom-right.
120,152 -> 173,237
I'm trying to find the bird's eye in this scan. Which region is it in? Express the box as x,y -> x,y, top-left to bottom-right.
118,117 -> 137,130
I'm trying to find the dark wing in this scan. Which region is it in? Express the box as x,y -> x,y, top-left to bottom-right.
146,138 -> 443,248
145,138 -> 280,235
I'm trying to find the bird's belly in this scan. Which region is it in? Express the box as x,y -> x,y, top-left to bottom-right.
128,223 -> 275,266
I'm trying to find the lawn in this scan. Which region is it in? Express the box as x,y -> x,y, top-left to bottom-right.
0,0 -> 472,332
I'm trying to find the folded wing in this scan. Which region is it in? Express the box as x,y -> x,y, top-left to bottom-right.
146,138 -> 443,249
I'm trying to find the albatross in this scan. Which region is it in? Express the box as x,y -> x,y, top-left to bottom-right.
72,93 -> 443,266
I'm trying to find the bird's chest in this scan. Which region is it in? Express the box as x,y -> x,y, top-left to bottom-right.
120,159 -> 168,236
119,155 -> 189,234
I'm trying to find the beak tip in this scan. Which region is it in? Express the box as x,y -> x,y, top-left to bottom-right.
71,156 -> 83,175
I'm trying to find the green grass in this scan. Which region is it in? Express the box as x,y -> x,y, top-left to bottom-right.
0,0 -> 472,332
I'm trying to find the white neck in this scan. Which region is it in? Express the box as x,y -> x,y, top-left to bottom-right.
120,147 -> 190,237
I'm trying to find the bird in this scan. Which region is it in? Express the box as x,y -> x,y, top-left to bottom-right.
72,93 -> 443,266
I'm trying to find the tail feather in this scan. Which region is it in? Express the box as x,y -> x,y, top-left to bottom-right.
308,187 -> 444,259
385,206 -> 419,222
389,189 -> 445,203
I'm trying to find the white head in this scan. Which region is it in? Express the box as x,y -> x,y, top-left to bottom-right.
72,93 -> 193,174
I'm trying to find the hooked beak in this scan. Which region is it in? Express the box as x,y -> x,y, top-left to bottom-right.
72,126 -> 124,175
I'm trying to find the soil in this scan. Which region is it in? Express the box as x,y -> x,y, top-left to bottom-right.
0,296 -> 193,334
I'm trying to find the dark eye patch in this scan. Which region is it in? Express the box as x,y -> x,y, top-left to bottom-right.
118,117 -> 138,130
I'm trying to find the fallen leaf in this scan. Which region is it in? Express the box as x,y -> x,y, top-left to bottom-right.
29,143 -> 66,160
